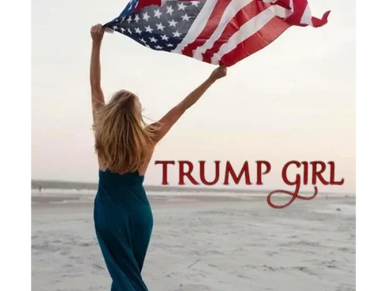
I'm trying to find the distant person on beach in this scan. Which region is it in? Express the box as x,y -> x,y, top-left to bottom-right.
90,24 -> 227,291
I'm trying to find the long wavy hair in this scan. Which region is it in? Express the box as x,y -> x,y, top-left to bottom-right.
93,90 -> 159,174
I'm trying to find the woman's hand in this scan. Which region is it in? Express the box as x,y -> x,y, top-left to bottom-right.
209,65 -> 227,82
91,24 -> 105,45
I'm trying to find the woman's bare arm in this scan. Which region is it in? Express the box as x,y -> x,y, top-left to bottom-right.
153,66 -> 227,142
90,24 -> 105,122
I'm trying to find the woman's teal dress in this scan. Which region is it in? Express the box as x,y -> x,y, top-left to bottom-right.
94,169 -> 153,291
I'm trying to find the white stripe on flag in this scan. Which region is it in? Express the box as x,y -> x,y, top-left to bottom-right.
300,4 -> 312,26
262,0 -> 293,18
192,0 -> 254,60
211,6 -> 278,64
172,0 -> 218,54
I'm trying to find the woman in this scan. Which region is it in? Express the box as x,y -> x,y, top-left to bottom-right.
90,24 -> 227,291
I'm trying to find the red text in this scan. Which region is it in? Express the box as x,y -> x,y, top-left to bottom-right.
154,160 -> 344,208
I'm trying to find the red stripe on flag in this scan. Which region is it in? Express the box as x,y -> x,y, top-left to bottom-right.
220,16 -> 291,67
311,10 -> 330,27
285,0 -> 307,26
271,0 -> 292,10
202,1 -> 270,64
273,0 -> 330,27
134,0 -> 162,13
182,0 -> 231,58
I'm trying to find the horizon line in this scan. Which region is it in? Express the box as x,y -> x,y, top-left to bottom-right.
31,179 -> 356,195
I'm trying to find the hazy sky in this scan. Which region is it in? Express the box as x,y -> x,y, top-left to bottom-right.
31,0 -> 355,193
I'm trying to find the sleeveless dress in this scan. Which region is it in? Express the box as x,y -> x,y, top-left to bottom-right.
94,169 -> 153,291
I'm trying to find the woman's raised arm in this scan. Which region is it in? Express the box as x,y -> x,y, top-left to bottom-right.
90,24 -> 106,122
153,66 -> 227,142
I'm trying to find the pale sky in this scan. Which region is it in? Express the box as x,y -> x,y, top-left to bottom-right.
31,0 -> 355,193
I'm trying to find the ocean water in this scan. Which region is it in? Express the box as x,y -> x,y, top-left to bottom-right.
31,191 -> 355,291
31,188 -> 354,204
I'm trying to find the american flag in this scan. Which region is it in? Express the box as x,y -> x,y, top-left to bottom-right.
103,0 -> 330,67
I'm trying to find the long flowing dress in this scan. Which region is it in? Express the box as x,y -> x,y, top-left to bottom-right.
94,169 -> 153,291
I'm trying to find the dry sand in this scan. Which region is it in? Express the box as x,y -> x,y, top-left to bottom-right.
32,194 -> 355,291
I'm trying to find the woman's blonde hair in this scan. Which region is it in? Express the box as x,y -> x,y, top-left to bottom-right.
93,90 -> 159,174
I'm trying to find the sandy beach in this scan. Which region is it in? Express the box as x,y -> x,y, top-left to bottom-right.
32,193 -> 355,291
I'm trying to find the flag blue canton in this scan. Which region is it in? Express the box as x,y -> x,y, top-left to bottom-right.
104,1 -> 205,52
